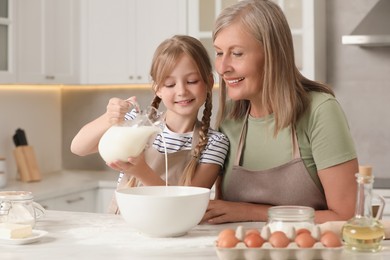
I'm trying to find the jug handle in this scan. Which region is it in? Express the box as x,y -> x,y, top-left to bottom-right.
372,193 -> 385,220
126,97 -> 140,112
33,202 -> 46,219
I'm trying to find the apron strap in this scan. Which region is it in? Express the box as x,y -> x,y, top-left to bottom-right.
234,107 -> 301,165
234,107 -> 250,165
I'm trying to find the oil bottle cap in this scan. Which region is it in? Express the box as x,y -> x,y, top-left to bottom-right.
359,165 -> 372,176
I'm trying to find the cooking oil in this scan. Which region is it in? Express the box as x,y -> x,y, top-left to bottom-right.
342,220 -> 384,252
342,165 -> 385,252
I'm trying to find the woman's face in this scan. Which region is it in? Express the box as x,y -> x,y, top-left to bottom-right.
214,21 -> 265,102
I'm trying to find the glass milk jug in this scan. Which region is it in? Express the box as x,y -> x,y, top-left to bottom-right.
98,104 -> 163,163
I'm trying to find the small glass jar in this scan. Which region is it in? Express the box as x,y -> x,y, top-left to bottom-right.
265,206 -> 315,239
0,191 -> 45,227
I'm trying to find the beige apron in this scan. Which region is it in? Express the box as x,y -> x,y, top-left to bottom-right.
108,122 -> 201,214
223,110 -> 328,210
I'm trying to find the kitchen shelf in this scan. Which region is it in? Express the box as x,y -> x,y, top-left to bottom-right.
342,35 -> 390,47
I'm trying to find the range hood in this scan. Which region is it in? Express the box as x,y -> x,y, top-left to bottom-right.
342,0 -> 390,47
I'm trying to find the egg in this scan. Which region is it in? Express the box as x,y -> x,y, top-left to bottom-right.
294,232 -> 316,248
296,228 -> 311,236
268,231 -> 290,248
217,228 -> 235,241
244,233 -> 265,248
320,231 -> 342,248
217,229 -> 240,248
245,228 -> 261,237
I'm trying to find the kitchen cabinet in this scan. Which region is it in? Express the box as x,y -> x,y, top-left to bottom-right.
279,0 -> 326,82
96,187 -> 115,213
187,0 -> 326,82
0,0 -> 16,83
16,0 -> 79,84
14,0 -> 186,85
80,0 -> 187,84
37,189 -> 97,212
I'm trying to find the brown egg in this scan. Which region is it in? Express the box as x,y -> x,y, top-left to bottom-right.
245,228 -> 261,237
217,229 -> 239,248
296,228 -> 311,236
294,232 -> 316,248
320,231 -> 342,248
269,231 -> 290,248
244,233 -> 265,248
217,228 -> 235,241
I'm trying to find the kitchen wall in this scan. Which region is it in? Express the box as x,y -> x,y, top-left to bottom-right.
327,0 -> 390,177
0,86 -> 62,180
0,0 -> 389,181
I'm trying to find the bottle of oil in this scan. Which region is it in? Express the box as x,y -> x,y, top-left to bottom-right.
342,165 -> 385,252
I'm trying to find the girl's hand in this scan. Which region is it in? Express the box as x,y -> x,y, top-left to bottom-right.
106,153 -> 148,179
106,96 -> 137,125
107,152 -> 166,186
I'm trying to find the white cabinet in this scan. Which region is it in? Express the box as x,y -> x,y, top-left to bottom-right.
80,0 -> 187,84
96,187 -> 115,214
276,0 -> 326,82
14,0 -> 187,84
38,189 -> 97,212
0,0 -> 16,83
188,0 -> 326,82
16,0 -> 79,84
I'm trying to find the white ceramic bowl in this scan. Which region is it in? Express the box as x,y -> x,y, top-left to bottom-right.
115,186 -> 210,237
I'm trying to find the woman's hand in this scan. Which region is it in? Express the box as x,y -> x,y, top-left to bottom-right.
202,199 -> 270,224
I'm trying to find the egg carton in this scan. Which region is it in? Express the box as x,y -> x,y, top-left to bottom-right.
215,225 -> 343,260
215,241 -> 343,260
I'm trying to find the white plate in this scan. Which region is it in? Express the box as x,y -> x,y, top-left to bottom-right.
0,229 -> 48,245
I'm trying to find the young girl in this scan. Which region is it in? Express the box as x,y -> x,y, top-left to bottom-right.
71,35 -> 229,213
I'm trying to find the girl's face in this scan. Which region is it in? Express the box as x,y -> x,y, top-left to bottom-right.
156,54 -> 207,121
214,21 -> 265,102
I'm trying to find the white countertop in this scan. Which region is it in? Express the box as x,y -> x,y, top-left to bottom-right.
1,210 -> 390,260
1,170 -> 118,200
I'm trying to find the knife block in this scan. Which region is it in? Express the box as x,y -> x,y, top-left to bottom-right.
13,145 -> 41,182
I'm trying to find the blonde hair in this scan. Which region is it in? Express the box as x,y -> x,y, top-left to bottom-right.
128,35 -> 214,187
214,0 -> 334,135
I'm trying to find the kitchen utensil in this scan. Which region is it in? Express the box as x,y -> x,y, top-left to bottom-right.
98,101 -> 164,163
115,186 -> 210,237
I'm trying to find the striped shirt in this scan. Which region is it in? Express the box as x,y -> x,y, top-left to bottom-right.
124,110 -> 229,167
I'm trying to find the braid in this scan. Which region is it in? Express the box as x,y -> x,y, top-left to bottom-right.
179,90 -> 212,186
150,95 -> 162,109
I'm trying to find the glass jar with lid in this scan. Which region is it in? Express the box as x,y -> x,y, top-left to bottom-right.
265,206 -> 316,239
0,191 -> 45,227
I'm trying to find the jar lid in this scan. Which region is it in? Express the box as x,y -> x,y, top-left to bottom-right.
268,206 -> 314,221
0,191 -> 33,200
